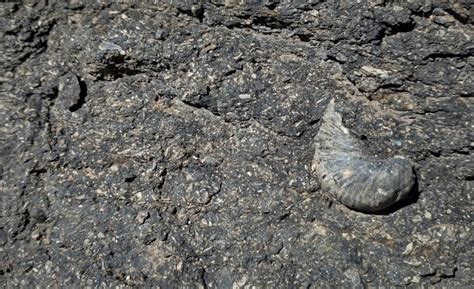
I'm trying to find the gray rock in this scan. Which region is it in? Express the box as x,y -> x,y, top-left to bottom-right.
0,1 -> 471,288
56,72 -> 82,111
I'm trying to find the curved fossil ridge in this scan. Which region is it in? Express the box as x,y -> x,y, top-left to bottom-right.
313,100 -> 416,212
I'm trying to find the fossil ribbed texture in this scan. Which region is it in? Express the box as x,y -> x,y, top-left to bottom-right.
313,100 -> 416,212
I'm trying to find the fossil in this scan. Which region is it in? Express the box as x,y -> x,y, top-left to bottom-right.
312,99 -> 416,213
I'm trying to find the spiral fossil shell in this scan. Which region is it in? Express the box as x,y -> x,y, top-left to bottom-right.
312,99 -> 416,213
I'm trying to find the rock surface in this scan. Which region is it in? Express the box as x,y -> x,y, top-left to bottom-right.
1,1 -> 472,287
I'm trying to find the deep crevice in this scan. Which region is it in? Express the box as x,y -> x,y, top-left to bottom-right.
181,98 -> 221,118
252,15 -> 292,30
384,21 -> 416,36
296,33 -> 312,42
444,8 -> 470,25
422,52 -> 471,61
69,77 -> 87,112
95,65 -> 143,81
326,54 -> 345,64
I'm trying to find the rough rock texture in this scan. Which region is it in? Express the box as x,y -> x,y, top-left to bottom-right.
313,99 -> 416,213
1,1 -> 472,287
